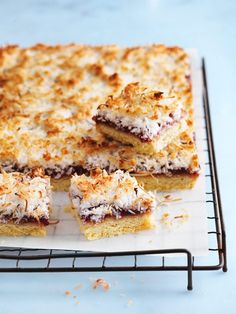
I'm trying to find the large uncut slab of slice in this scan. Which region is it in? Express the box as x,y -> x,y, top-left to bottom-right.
0,44 -> 198,191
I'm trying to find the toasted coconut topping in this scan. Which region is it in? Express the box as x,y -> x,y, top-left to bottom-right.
95,83 -> 184,140
0,44 -> 193,171
69,169 -> 155,223
85,131 -> 200,175
0,170 -> 51,224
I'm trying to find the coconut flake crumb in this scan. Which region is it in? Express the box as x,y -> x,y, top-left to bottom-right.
74,283 -> 83,290
64,290 -> 71,296
160,211 -> 189,228
72,296 -> 80,305
92,278 -> 110,291
157,194 -> 182,206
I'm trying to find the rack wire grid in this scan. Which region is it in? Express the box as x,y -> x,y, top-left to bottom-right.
0,59 -> 227,291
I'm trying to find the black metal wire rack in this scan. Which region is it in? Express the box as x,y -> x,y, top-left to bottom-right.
0,59 -> 227,291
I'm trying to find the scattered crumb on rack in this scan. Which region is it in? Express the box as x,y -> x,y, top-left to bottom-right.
64,290 -> 71,296
92,278 -> 110,291
74,283 -> 83,290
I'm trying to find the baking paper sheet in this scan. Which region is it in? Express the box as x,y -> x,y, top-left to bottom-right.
0,50 -> 208,256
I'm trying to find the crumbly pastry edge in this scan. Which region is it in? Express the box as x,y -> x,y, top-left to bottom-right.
96,119 -> 187,155
70,206 -> 153,240
0,223 -> 47,236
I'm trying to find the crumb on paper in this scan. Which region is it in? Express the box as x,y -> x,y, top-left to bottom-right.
64,290 -> 71,296
160,211 -> 189,228
164,194 -> 171,200
162,212 -> 170,219
92,278 -> 110,291
156,194 -> 182,207
76,301 -> 80,305
160,213 -> 170,225
163,194 -> 182,201
127,299 -> 133,307
74,283 -> 83,290
174,214 -> 189,221
48,219 -> 59,225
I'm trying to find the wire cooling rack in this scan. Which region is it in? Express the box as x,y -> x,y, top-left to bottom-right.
0,60 -> 227,291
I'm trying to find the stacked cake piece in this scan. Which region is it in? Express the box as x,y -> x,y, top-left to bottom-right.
92,82 -> 199,191
94,82 -> 186,154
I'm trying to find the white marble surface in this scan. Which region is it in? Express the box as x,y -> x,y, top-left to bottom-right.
0,0 -> 235,313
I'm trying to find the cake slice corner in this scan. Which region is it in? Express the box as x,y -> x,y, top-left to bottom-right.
0,168 -> 52,236
68,168 -> 155,240
94,82 -> 186,155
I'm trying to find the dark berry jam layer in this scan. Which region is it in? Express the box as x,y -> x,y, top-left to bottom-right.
80,205 -> 151,224
93,116 -> 177,142
2,163 -> 88,179
0,215 -> 49,225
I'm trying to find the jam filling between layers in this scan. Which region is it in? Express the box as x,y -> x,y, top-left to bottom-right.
2,163 -> 88,179
1,163 -> 196,179
93,116 -> 180,142
0,215 -> 49,226
78,205 -> 152,224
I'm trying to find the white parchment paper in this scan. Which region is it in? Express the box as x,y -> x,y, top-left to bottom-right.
0,50 -> 208,256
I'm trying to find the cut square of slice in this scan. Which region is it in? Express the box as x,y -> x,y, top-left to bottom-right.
69,169 -> 155,240
0,168 -> 52,236
94,83 -> 186,155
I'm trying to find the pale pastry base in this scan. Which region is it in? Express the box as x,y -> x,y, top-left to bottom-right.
70,206 -> 153,240
52,173 -> 198,192
0,223 -> 46,236
51,177 -> 71,191
133,173 -> 199,191
96,121 -> 185,155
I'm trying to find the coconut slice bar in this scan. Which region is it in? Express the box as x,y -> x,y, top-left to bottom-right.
0,169 -> 51,236
69,169 -> 155,240
94,83 -> 186,155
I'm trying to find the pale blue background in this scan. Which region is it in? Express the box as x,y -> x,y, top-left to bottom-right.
0,0 -> 235,313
